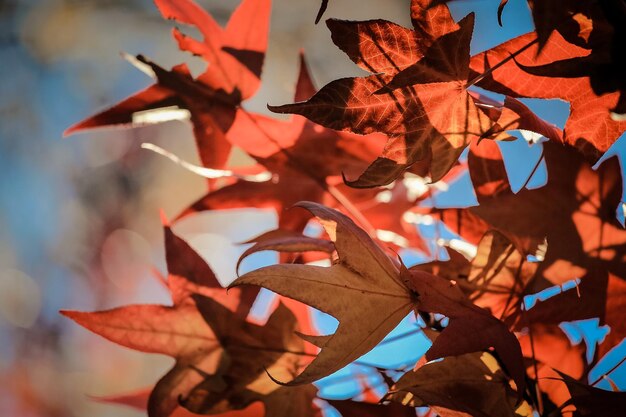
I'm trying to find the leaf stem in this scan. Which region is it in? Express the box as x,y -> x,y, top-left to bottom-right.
522,306 -> 544,415
519,147 -> 545,191
466,37 -> 539,88
589,352 -> 626,386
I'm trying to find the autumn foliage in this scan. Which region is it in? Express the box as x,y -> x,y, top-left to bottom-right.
62,0 -> 626,416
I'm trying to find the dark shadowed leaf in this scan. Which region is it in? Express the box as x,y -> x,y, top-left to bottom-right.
385,352 -> 531,417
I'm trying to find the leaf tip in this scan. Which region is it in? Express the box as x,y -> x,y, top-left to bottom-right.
159,209 -> 170,227
341,170 -> 371,189
314,0 -> 329,24
497,0 -> 508,27
59,309 -> 81,322
267,103 -> 288,114
324,17 -> 340,30
264,365 -> 290,386
62,127 -> 76,138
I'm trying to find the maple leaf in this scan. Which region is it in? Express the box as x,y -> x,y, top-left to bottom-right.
162,215 -> 258,312
438,140 -> 626,355
270,0 -> 501,186
63,228 -> 319,417
452,220 -> 626,366
385,351 -> 533,417
66,222 -> 323,417
230,202 -> 416,386
153,0 -> 269,100
61,300 -> 223,417
522,270 -> 626,359
517,0 -> 626,117
470,27 -> 626,160
92,388 -> 266,417
556,369 -> 626,416
64,0 -> 271,172
62,225 -> 264,417
498,0 -> 626,115
175,54 -> 430,252
237,228 -> 335,270
341,180 -> 433,253
62,298 -> 318,417
174,54 -> 380,228
272,1 -> 560,188
465,230 -> 538,322
447,139 -> 626,286
413,226 -> 608,344
179,297 -> 318,417
411,228 -> 539,326
230,201 -> 525,394
521,270 -> 609,329
599,274 -> 626,357
518,325 -> 585,414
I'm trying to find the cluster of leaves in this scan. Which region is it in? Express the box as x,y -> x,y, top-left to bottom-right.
63,0 -> 626,416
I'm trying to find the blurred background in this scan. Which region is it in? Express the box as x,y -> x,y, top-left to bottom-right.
0,0 -> 552,416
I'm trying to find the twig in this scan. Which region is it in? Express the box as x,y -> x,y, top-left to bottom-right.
466,38 -> 539,88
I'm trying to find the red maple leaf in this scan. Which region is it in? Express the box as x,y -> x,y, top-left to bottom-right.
470,27 -> 626,160
64,0 -> 271,173
269,1 -> 496,187
269,0 -> 560,188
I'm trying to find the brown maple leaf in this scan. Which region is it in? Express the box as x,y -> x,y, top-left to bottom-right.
65,0 -> 271,172
385,351 -> 533,417
180,297 -> 318,417
230,201 -> 525,394
465,230 -> 538,322
237,228 -> 335,270
556,369 -> 626,416
383,352 -> 532,417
